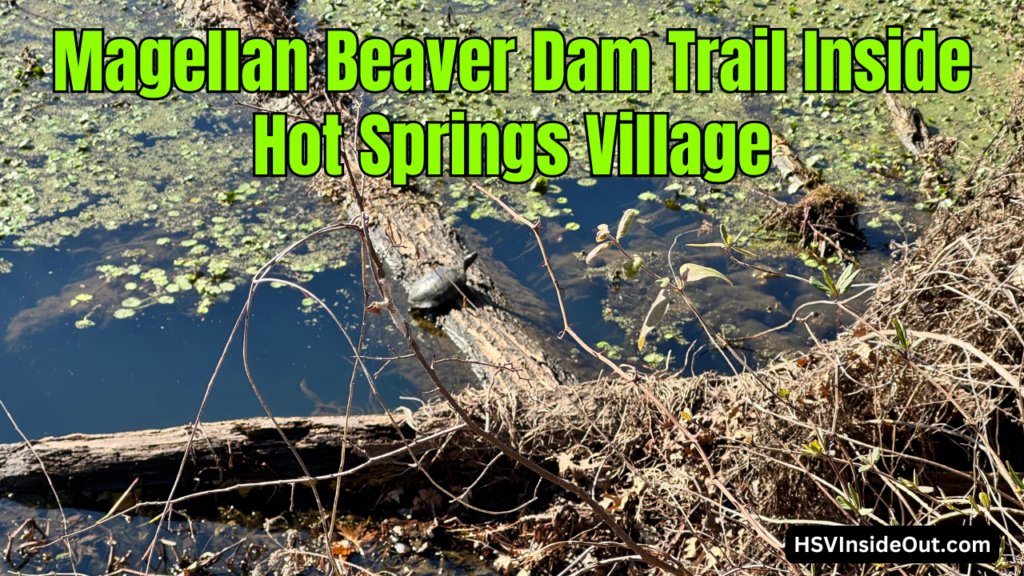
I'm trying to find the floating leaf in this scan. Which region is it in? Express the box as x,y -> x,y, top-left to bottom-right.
113,308 -> 136,319
74,293 -> 93,302
121,297 -> 142,308
74,319 -> 95,329
638,289 -> 670,351
616,209 -> 640,239
586,242 -> 611,264
678,263 -> 732,286
638,192 -> 659,201
564,222 -> 580,231
157,295 -> 175,305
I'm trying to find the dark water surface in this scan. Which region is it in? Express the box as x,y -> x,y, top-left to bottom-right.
0,0 -> 946,446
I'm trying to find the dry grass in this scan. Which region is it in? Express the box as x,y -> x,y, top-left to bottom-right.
410,99 -> 1024,575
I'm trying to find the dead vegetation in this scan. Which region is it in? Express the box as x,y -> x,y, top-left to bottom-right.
762,182 -> 862,250
405,95 -> 1024,574
762,135 -> 861,251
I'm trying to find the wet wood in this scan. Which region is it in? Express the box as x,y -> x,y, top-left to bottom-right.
0,415 -> 417,497
884,93 -> 932,156
771,133 -> 819,191
174,0 -> 575,389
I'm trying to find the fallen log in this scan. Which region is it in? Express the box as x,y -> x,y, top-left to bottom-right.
884,93 -> 932,157
771,133 -> 820,193
0,415 -> 429,507
174,0 -> 576,390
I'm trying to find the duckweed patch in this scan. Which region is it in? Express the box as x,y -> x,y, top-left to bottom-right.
0,0 -> 352,335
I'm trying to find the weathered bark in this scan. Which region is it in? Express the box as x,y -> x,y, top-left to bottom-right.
357,188 -> 577,388
884,93 -> 932,157
174,0 -> 575,390
771,133 -> 819,191
0,415 -> 418,499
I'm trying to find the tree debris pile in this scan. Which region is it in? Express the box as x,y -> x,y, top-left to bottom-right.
763,136 -> 861,250
412,99 -> 1024,574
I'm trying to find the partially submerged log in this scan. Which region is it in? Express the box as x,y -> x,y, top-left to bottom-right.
175,0 -> 574,390
884,93 -> 932,157
884,93 -> 958,193
0,415 -> 423,506
771,133 -> 819,192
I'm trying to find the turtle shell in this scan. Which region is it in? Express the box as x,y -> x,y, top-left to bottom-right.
408,264 -> 467,309
408,253 -> 478,310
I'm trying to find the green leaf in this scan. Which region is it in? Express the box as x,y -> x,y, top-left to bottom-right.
678,263 -> 732,286
809,276 -> 833,296
836,264 -> 860,294
616,209 -> 640,239
821,269 -> 838,295
893,318 -> 910,350
638,191 -> 659,201
1007,462 -> 1024,494
622,256 -> 643,279
638,289 -> 670,351
719,223 -> 732,245
801,440 -> 823,457
121,297 -> 142,308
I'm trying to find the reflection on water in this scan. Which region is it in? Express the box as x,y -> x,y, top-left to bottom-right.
0,498 -> 492,575
0,0 -> 944,447
459,175 -> 898,377
0,230 -> 460,444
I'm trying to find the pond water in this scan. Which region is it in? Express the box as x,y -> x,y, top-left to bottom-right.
2,0 -> 1021,447
0,498 -> 492,574
1,0 -> 1021,573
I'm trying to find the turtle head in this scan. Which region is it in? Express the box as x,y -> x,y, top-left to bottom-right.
463,252 -> 478,269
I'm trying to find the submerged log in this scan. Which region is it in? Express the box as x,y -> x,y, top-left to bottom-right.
0,415 -> 422,502
175,0 -> 575,390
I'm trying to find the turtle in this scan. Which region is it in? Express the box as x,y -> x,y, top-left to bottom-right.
407,252 -> 478,311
